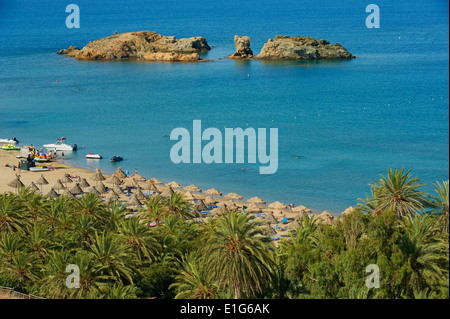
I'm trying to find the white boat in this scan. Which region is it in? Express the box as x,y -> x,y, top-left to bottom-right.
43,138 -> 77,152
86,153 -> 102,159
0,137 -> 19,144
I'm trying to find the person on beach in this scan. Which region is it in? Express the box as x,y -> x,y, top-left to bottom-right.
135,169 -> 138,175
126,170 -> 129,177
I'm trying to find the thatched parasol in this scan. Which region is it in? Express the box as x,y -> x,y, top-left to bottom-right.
89,186 -> 101,196
28,182 -> 40,192
122,177 -> 138,188
105,191 -> 120,203
184,184 -> 202,193
292,205 -> 312,214
203,196 -> 218,205
226,201 -> 239,212
264,226 -> 277,235
107,175 -> 122,186
46,187 -> 58,198
297,210 -> 309,220
132,173 -> 146,182
246,203 -> 262,214
79,178 -> 90,188
150,178 -> 164,185
61,174 -> 73,185
268,201 -> 287,210
135,186 -> 146,200
247,196 -> 266,205
225,192 -> 243,201
266,211 -> 278,224
96,182 -> 108,194
273,209 -> 286,219
166,181 -> 182,188
211,202 -> 228,216
183,191 -> 196,202
34,174 -> 49,193
7,174 -> 24,192
52,179 -> 66,194
342,206 -> 356,217
194,199 -> 208,212
143,180 -> 158,191
161,186 -> 175,198
69,183 -> 83,195
128,194 -> 142,209
112,167 -> 127,179
89,168 -> 106,184
62,188 -> 75,199
205,188 -> 222,197
113,184 -> 124,195
318,211 -> 334,225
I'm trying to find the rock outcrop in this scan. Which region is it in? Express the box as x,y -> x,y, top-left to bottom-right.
255,35 -> 355,60
228,35 -> 253,59
58,31 -> 211,62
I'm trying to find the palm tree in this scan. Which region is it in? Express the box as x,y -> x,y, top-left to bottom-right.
118,218 -> 158,264
75,193 -> 106,218
170,253 -> 218,299
0,193 -> 26,234
164,192 -> 192,218
358,167 -> 428,219
106,201 -> 129,231
141,195 -> 166,227
399,213 -> 449,296
203,211 -> 274,299
428,180 -> 449,233
89,231 -> 135,284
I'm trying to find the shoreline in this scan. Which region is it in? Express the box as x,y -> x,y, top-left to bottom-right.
0,148 -> 344,220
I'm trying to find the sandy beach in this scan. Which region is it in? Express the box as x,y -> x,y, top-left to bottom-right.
0,148 -> 308,240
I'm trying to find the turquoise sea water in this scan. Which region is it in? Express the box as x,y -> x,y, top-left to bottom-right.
0,0 -> 448,213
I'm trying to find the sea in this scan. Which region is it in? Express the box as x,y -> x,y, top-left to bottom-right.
0,0 -> 448,213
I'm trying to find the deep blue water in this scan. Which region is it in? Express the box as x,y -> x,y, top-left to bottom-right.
0,0 -> 448,213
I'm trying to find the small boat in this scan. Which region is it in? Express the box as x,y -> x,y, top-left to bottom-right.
43,137 -> 77,152
34,156 -> 51,163
110,155 -> 123,162
0,137 -> 19,144
1,144 -> 20,151
86,153 -> 102,159
29,166 -> 50,172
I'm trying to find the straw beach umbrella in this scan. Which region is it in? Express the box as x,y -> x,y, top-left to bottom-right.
53,179 -> 66,195
167,181 -> 182,189
79,178 -> 90,189
204,196 -> 217,205
266,211 -> 278,224
112,167 -> 127,179
143,180 -> 158,192
106,191 -> 120,204
7,174 -> 24,193
46,187 -> 58,198
183,191 -> 196,202
135,186 -> 146,201
194,199 -> 208,212
108,175 -> 122,186
69,183 -> 84,196
161,186 -> 175,198
89,186 -> 101,196
184,184 -> 202,193
248,196 -> 266,205
61,174 -> 73,185
150,178 -> 164,185
292,205 -> 312,214
97,182 -> 108,195
205,188 -> 222,197
90,168 -> 106,185
246,203 -> 262,214
113,184 -> 124,195
133,173 -> 146,182
342,206 -> 356,217
226,201 -> 239,212
319,211 -> 334,225
268,201 -> 287,210
225,192 -> 243,201
62,188 -> 75,199
35,174 -> 49,193
122,177 -> 138,189
128,194 -> 142,209
28,182 -> 40,193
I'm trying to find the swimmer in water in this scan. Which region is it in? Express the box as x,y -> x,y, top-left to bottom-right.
295,155 -> 301,159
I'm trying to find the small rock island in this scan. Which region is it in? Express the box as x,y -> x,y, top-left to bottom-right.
57,31 -> 211,62
255,35 -> 355,60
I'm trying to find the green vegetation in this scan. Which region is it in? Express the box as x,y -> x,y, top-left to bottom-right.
0,168 -> 448,299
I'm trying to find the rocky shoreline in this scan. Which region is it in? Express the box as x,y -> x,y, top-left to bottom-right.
58,31 -> 355,62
